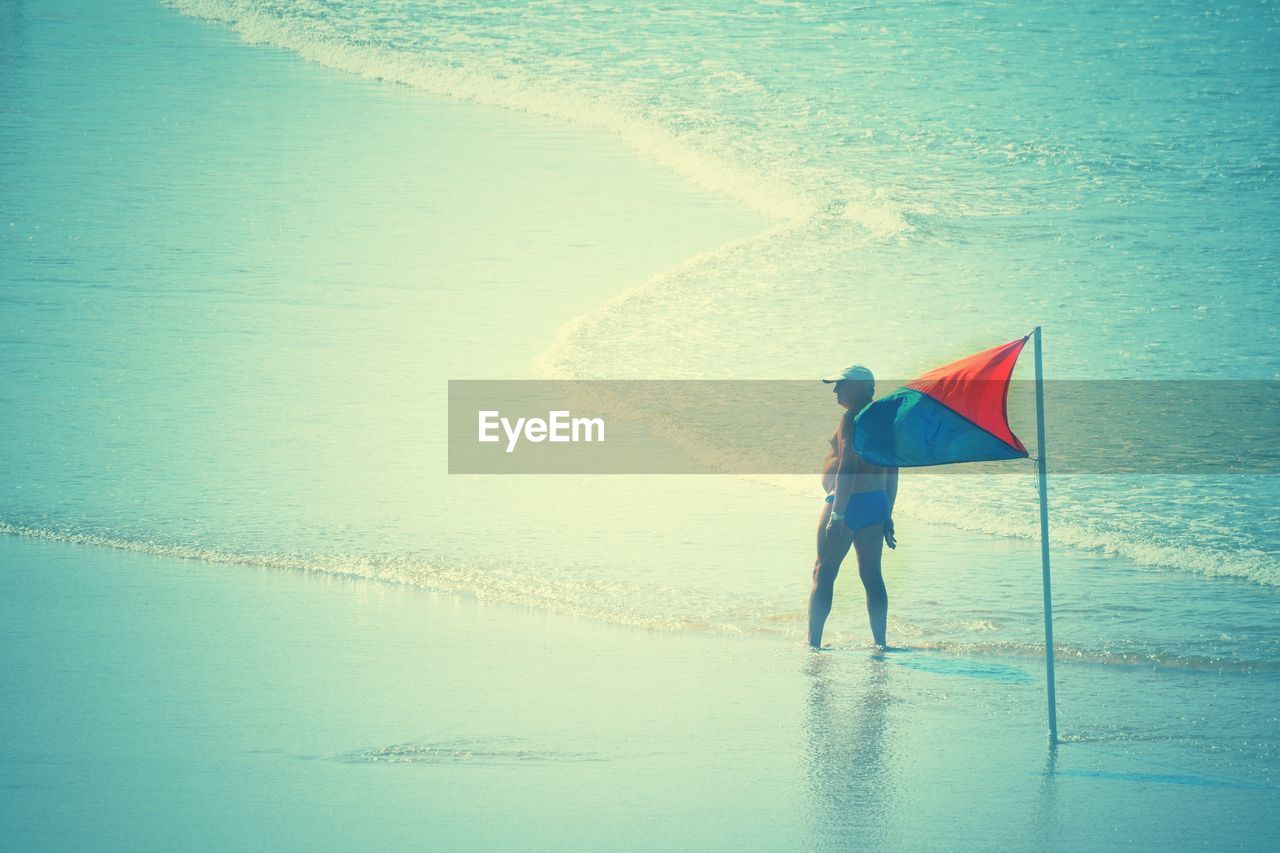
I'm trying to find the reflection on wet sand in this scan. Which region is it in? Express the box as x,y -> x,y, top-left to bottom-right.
1034,745 -> 1061,847
804,652 -> 897,850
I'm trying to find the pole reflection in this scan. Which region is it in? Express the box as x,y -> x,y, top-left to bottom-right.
1033,742 -> 1061,848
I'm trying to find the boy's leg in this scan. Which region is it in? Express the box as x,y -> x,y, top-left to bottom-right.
852,524 -> 888,647
809,502 -> 854,648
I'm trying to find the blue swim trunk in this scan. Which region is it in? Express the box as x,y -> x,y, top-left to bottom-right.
841,490 -> 890,531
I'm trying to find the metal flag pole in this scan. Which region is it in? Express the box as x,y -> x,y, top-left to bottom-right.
1033,326 -> 1058,744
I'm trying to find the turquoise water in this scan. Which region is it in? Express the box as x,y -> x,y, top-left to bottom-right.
2,0 -> 1278,791
149,0 -> 1278,588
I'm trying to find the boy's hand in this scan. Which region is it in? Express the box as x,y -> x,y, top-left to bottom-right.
825,512 -> 846,538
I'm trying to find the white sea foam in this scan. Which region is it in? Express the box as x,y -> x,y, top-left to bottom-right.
0,521 -> 777,634
748,473 -> 1279,588
163,0 -> 816,223
907,484 -> 1280,589
534,221 -> 802,379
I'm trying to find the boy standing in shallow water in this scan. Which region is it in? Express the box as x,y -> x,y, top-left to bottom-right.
809,364 -> 898,650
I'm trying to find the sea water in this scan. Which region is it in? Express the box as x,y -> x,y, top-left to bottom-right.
2,0 -> 1277,783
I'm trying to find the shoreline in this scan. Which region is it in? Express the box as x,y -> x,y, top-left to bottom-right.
4,509 -> 1278,673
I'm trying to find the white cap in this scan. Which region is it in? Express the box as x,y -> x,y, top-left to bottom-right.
821,363 -> 874,384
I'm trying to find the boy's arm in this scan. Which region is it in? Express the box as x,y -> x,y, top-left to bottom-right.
886,466 -> 899,516
828,410 -> 857,527
883,466 -> 899,548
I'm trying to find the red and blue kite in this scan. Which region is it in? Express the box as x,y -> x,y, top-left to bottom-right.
854,336 -> 1030,467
